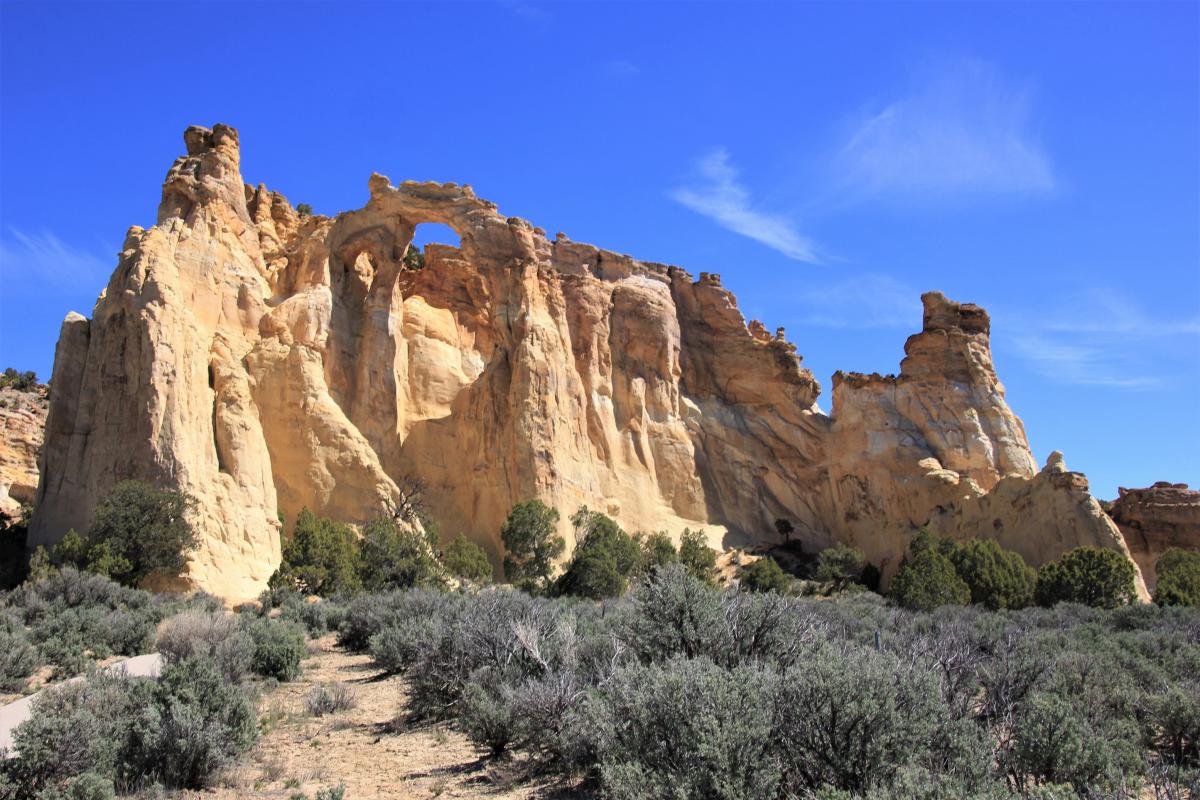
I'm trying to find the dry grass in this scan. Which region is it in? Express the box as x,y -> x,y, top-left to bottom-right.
179,635 -> 575,799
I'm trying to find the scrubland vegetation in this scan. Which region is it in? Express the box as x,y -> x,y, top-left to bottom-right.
0,484 -> 1195,798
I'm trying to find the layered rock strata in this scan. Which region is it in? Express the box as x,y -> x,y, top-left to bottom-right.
29,124 -> 1147,600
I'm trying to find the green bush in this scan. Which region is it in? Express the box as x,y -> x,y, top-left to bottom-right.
500,500 -> 563,591
296,202 -> 313,216
1154,549 -> 1200,606
442,533 -> 493,583
80,481 -> 198,587
357,516 -> 443,592
891,548 -> 970,612
814,543 -> 866,590
244,618 -> 306,681
637,531 -> 677,574
1036,547 -> 1137,609
0,367 -> 39,392
554,508 -> 641,598
678,527 -> 718,584
403,244 -> 425,270
948,539 -> 1036,610
740,556 -> 790,594
271,508 -> 361,597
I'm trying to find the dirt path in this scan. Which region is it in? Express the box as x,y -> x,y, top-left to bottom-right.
194,636 -> 575,800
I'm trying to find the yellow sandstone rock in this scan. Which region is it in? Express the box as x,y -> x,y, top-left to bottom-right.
27,125 -> 1149,601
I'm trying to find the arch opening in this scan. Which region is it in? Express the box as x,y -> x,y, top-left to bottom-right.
404,223 -> 461,270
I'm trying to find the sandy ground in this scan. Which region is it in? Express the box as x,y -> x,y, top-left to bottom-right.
191,636 -> 580,800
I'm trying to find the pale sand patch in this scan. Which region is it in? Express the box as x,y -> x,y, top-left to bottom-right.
188,635 -> 581,799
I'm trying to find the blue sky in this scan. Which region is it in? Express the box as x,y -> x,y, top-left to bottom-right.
1,1 -> 1196,499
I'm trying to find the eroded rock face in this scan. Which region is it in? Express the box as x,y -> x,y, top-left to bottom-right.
1109,483 -> 1200,591
29,124 -> 1146,600
0,385 -> 46,523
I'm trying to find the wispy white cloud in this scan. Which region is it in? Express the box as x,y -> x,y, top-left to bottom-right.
834,59 -> 1054,199
671,148 -> 819,263
792,273 -> 919,328
1035,287 -> 1200,336
0,228 -> 112,291
1009,334 -> 1162,391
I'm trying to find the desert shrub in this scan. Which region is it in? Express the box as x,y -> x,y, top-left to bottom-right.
814,543 -> 866,590
357,516 -> 444,592
891,548 -> 970,612
1154,548 -> 1200,607
500,500 -> 563,591
554,508 -> 641,599
948,539 -> 1036,610
305,682 -> 357,716
458,674 -> 526,757
82,481 -> 198,587
2,669 -> 151,795
621,563 -> 727,663
442,533 -> 493,583
127,655 -> 258,789
244,618 -> 306,681
296,202 -> 313,216
0,611 -> 38,691
636,531 -> 677,574
740,556 -> 790,594
1141,682 -> 1200,769
678,527 -> 718,584
36,771 -> 117,799
1005,691 -> 1141,793
579,657 -> 780,799
156,610 -> 252,682
336,590 -> 410,651
1036,547 -> 1137,608
772,644 -> 945,793
271,508 -> 361,597
285,596 -> 342,637
7,568 -> 158,675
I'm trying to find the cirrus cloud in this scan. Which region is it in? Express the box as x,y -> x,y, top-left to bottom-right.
670,148 -> 819,263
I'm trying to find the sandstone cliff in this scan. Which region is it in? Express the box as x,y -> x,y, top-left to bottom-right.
29,124 -> 1147,601
1109,483 -> 1200,591
0,384 -> 45,523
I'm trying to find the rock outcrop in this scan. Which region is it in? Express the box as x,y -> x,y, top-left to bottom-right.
1109,483 -> 1200,591
29,124 -> 1147,601
0,385 -> 46,523
928,452 -> 1150,600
